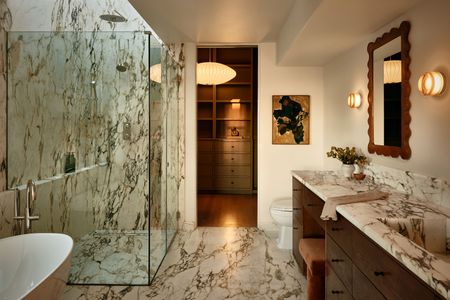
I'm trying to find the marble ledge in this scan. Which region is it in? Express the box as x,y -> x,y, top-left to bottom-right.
292,170 -> 450,300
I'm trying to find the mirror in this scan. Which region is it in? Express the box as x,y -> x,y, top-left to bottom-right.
367,21 -> 411,159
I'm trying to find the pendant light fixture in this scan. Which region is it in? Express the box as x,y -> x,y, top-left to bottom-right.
197,62 -> 236,85
149,63 -> 161,83
384,60 -> 402,84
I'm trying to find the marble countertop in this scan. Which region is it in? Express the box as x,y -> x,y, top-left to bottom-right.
292,170 -> 450,299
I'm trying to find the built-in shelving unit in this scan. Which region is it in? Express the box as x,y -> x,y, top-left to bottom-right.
197,47 -> 257,194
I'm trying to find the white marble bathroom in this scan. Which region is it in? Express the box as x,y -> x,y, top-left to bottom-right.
0,0 -> 450,300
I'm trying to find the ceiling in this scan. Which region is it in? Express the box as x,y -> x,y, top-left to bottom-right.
129,0 -> 424,66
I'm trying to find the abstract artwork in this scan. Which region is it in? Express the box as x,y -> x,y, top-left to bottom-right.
272,95 -> 310,145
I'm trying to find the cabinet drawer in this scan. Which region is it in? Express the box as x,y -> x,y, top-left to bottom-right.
352,228 -> 434,300
198,176 -> 213,190
198,153 -> 213,164
293,178 -> 302,208
215,165 -> 251,177
198,140 -> 213,152
214,141 -> 251,153
303,188 -> 325,229
215,176 -> 251,190
327,214 -> 353,256
198,165 -> 213,176
352,265 -> 384,300
327,236 -> 352,291
326,267 -> 353,300
215,153 -> 251,165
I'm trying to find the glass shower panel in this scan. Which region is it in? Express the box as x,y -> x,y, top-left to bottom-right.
165,54 -> 179,247
149,35 -> 167,281
7,31 -> 150,285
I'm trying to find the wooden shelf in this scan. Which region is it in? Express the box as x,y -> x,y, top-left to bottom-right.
216,118 -> 251,121
197,47 -> 256,194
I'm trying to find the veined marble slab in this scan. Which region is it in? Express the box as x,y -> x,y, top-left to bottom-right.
292,170 -> 450,299
63,227 -> 305,300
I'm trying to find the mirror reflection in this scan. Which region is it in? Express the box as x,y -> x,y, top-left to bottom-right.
373,37 -> 402,147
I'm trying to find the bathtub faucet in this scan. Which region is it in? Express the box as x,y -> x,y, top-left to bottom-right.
14,180 -> 40,232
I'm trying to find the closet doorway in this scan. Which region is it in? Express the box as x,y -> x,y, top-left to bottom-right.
197,47 -> 258,227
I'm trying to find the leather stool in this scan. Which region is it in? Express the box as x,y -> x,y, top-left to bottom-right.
299,238 -> 325,300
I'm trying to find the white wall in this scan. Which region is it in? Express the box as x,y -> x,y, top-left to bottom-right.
323,0 -> 450,180
258,43 -> 324,229
183,42 -> 198,229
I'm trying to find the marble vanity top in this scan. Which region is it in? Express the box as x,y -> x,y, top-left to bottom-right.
292,170 -> 450,299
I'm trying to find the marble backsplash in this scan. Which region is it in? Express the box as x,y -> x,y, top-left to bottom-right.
365,163 -> 450,210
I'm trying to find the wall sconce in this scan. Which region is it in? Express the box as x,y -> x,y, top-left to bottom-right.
347,93 -> 362,108
418,71 -> 445,96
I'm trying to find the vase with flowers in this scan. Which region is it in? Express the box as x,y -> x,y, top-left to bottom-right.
326,146 -> 367,178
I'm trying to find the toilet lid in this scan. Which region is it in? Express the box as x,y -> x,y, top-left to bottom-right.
271,198 -> 292,211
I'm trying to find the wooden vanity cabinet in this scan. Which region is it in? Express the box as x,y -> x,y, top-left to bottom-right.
292,177 -> 445,300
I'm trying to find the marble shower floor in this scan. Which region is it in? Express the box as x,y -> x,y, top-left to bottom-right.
69,229 -> 167,285
63,227 -> 306,300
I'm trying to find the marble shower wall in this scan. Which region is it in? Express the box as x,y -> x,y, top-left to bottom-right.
9,31 -> 150,234
0,0 -> 186,238
365,163 -> 450,210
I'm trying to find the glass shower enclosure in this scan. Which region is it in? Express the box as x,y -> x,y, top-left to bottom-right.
6,31 -> 180,285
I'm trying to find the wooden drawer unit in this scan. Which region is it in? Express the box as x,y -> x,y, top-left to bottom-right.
198,152 -> 214,165
327,214 -> 353,256
198,165 -> 213,176
352,265 -> 384,300
302,188 -> 325,230
215,165 -> 251,177
326,267 -> 353,300
352,227 -> 435,300
198,140 -> 214,152
198,176 -> 213,190
214,140 -> 251,153
327,236 -> 352,292
215,153 -> 251,165
215,176 -> 251,190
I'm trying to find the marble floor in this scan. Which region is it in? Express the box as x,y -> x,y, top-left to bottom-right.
62,227 -> 306,300
69,229 -> 168,285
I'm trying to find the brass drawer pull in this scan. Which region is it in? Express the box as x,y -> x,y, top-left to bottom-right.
331,290 -> 343,294
293,227 -> 299,230
331,227 -> 343,231
231,181 -> 234,184
231,157 -> 234,160
293,189 -> 301,191
374,271 -> 385,276
231,169 -> 234,172
293,208 -> 300,211
331,259 -> 344,263
306,204 -> 317,207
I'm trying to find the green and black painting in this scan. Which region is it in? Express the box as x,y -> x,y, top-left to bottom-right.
272,95 -> 310,144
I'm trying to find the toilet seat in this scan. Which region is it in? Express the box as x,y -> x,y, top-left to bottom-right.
270,198 -> 292,212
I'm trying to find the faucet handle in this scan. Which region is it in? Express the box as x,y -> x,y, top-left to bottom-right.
28,215 -> 39,221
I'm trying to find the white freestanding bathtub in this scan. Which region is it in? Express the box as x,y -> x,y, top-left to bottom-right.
0,233 -> 73,300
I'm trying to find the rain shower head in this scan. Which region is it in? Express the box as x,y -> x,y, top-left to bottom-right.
100,10 -> 127,23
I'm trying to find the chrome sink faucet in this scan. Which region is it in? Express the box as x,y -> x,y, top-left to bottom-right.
14,180 -> 40,232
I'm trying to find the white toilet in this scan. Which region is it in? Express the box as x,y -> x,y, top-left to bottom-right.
270,198 -> 293,249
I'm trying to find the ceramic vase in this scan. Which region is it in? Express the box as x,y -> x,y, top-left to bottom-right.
341,164 -> 355,178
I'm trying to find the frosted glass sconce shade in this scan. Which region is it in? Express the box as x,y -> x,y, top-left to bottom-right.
348,93 -> 362,108
418,71 -> 445,96
197,62 -> 236,85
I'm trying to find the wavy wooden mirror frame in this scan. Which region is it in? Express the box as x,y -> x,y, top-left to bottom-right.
367,21 -> 411,159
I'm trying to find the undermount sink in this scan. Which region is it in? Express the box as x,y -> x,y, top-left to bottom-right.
0,233 -> 73,300
378,217 -> 449,254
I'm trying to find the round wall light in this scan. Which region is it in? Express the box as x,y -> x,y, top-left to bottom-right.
348,93 -> 362,108
418,71 -> 445,96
